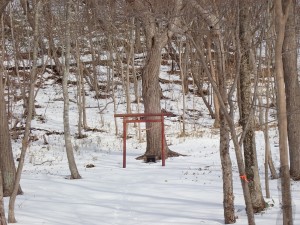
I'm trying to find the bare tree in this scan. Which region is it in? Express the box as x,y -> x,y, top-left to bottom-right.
178,39 -> 187,135
0,68 -> 18,197
274,0 -> 293,224
263,0 -> 279,184
189,0 -> 255,223
127,0 -> 183,160
217,38 -> 236,223
0,1 -> 12,224
187,1 -> 237,223
282,0 -> 300,180
238,0 -> 265,212
0,2 -> 22,197
62,0 -> 81,179
206,34 -> 220,127
8,1 -> 41,222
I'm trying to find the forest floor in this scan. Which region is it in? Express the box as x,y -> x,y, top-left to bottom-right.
3,63 -> 300,225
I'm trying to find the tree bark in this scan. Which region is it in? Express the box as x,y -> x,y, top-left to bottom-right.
0,170 -> 7,225
63,0 -> 81,179
216,33 -> 236,224
282,0 -> 300,180
0,0 -> 19,202
218,57 -> 235,223
0,0 -> 11,14
8,1 -> 41,222
128,0 -> 183,159
189,1 -> 256,223
206,35 -> 219,125
239,1 -> 265,212
274,0 -> 293,224
0,16 -> 22,195
142,38 -> 166,157
0,77 -> 18,197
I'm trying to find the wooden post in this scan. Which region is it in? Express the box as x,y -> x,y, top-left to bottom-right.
123,118 -> 127,168
161,115 -> 165,166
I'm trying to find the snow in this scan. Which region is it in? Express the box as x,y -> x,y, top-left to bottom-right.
3,65 -> 300,225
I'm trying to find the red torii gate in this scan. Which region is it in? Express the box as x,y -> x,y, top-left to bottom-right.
114,112 -> 173,168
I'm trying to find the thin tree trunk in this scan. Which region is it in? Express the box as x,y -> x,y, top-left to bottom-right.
75,41 -> 83,138
282,0 -> 300,180
0,170 -> 7,225
1,1 -> 19,205
264,125 -> 270,198
191,68 -> 215,119
107,35 -> 118,135
190,37 -> 215,119
125,19 -> 133,115
179,40 -> 186,135
0,16 -> 19,197
189,33 -> 255,225
89,37 -> 100,97
131,31 -> 142,142
215,31 -> 236,224
8,2 -> 41,222
218,56 -> 235,224
189,1 -> 255,223
238,1 -> 265,212
81,66 -> 88,130
265,2 -> 279,180
274,0 -> 293,224
264,46 -> 279,181
188,7 -> 237,223
206,35 -> 219,127
63,0 -> 81,179
134,19 -> 142,53
0,73 -> 18,197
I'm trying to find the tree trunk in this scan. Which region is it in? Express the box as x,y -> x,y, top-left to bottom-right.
189,27 -> 256,225
206,35 -> 219,126
75,41 -> 83,138
191,68 -> 215,119
179,40 -> 187,135
282,0 -> 300,180
0,77 -> 18,197
219,62 -> 235,223
220,111 -> 235,224
216,30 -> 235,224
239,1 -> 265,212
125,19 -> 134,115
63,0 -> 81,179
264,1 -> 279,180
8,1 -> 41,222
189,1 -> 255,223
274,0 -> 293,224
0,0 -> 19,199
128,0 -> 183,160
0,170 -> 7,225
134,19 -> 142,53
142,37 -> 168,158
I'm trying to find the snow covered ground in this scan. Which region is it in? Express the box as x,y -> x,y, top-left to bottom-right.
3,68 -> 300,225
